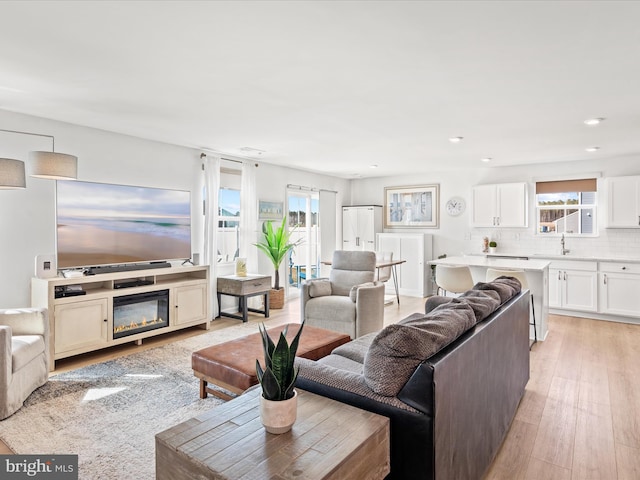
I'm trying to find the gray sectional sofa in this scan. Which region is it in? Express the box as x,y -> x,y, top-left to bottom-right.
295,278 -> 530,480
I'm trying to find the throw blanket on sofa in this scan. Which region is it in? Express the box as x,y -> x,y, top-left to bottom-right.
364,276 -> 522,397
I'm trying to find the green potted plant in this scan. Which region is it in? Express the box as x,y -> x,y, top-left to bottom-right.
256,322 -> 304,434
254,217 -> 301,309
488,241 -> 497,254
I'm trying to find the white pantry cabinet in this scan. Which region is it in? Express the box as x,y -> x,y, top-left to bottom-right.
377,233 -> 433,297
546,260 -> 598,312
471,182 -> 528,228
599,262 -> 640,318
607,175 -> 640,228
342,206 -> 382,251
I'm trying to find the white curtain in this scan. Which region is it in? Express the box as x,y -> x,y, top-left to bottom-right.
319,189 -> 337,277
240,161 -> 260,307
203,154 -> 220,318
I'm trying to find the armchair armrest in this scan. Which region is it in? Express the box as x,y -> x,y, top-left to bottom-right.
354,282 -> 385,337
300,278 -> 330,322
0,326 -> 11,384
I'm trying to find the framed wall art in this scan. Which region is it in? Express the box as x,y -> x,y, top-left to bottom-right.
258,200 -> 284,221
384,184 -> 439,228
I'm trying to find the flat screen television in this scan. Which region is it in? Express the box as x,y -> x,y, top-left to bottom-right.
56,180 -> 191,270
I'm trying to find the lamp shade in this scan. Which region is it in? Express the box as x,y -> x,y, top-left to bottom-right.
0,158 -> 26,189
29,151 -> 78,180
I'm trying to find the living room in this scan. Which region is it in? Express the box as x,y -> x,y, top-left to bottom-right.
2,1 -> 640,479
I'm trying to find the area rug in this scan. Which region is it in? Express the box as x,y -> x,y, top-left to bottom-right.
0,319 -> 282,479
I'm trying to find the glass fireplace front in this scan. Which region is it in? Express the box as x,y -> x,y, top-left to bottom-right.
113,290 -> 169,339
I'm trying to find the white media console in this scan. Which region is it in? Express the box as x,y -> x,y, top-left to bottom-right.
31,265 -> 210,371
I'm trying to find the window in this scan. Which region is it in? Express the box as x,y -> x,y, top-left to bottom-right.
217,168 -> 241,262
536,179 -> 597,235
287,191 -> 319,289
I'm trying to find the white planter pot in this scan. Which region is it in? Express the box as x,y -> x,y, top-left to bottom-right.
488,247 -> 497,254
259,389 -> 298,434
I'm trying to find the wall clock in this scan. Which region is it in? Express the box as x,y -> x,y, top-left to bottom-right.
445,197 -> 465,216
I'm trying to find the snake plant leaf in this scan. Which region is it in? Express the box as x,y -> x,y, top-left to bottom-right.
256,322 -> 305,401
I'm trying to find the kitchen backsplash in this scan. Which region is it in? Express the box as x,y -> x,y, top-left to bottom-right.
468,229 -> 640,259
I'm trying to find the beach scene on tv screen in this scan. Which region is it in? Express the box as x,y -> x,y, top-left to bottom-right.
56,181 -> 191,269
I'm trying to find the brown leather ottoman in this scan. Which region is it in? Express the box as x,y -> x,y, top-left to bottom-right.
192,323 -> 351,400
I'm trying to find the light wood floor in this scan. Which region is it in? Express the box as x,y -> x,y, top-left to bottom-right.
2,296 -> 639,479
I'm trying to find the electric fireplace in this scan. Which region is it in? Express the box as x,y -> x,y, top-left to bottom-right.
113,290 -> 169,339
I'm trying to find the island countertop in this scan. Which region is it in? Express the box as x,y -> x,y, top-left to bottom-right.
429,255 -> 550,271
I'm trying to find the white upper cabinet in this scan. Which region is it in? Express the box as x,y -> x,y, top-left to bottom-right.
342,206 -> 382,251
471,182 -> 528,228
607,175 -> 640,228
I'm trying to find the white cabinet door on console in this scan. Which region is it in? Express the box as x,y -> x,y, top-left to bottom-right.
54,298 -> 109,354
174,284 -> 208,325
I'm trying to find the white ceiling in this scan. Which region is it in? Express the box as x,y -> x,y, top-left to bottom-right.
1,1 -> 639,178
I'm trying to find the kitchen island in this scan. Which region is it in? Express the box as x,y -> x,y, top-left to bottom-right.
429,255 -> 550,341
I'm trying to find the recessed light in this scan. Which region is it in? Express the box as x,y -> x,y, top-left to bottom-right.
369,164 -> 378,169
584,117 -> 605,126
585,146 -> 600,152
481,157 -> 492,163
449,136 -> 464,143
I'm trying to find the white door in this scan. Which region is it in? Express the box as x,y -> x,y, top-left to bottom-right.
599,272 -> 640,317
497,183 -> 528,227
357,207 -> 377,251
548,268 -> 562,308
608,176 -> 640,227
563,270 -> 597,312
471,184 -> 497,227
288,190 -> 320,294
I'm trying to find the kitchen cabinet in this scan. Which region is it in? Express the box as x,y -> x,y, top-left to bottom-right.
599,262 -> 640,318
376,233 -> 433,297
342,206 -> 382,251
547,260 -> 597,312
607,175 -> 640,228
471,182 -> 528,228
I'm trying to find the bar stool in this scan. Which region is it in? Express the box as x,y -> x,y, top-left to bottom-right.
434,265 -> 474,296
485,268 -> 537,349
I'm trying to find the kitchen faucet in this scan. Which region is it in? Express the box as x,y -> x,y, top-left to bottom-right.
560,234 -> 570,255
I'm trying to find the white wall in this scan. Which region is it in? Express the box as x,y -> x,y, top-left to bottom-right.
0,110 -> 204,307
350,157 -> 640,261
0,109 -> 350,308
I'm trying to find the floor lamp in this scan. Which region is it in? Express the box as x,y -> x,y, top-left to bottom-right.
0,129 -> 78,188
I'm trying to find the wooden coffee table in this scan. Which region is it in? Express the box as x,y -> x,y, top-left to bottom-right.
192,323 -> 351,400
156,387 -> 390,480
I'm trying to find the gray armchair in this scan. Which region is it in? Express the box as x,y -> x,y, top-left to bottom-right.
0,308 -> 49,419
300,250 -> 385,339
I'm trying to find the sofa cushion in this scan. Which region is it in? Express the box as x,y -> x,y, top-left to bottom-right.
11,335 -> 45,373
363,302 -> 476,396
473,277 -> 521,303
349,282 -> 376,302
317,354 -> 364,374
331,332 -> 377,364
308,279 -> 332,297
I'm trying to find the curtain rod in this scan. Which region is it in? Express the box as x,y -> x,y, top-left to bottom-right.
200,152 -> 260,167
287,183 -> 337,194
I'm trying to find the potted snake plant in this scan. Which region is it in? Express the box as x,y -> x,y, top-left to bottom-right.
254,217 -> 301,309
256,322 -> 304,434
